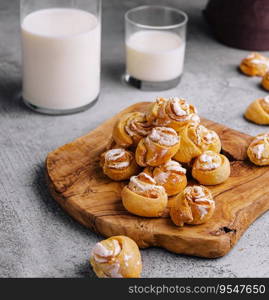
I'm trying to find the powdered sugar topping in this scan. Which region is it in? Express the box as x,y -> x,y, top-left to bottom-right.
264,96 -> 269,104
105,149 -> 125,161
148,127 -> 179,146
165,160 -> 186,174
253,143 -> 265,159
91,239 -> 121,264
185,185 -> 214,205
129,173 -> 164,193
170,98 -> 189,116
198,151 -> 221,170
251,58 -> 269,67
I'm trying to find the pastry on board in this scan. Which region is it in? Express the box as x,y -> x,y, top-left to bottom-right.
146,97 -> 200,132
174,123 -> 221,163
170,185 -> 215,226
240,52 -> 269,77
247,133 -> 269,166
244,96 -> 269,125
100,148 -> 140,181
112,112 -> 152,148
144,160 -> 187,196
192,150 -> 230,185
135,127 -> 180,167
121,172 -> 168,217
90,236 -> 142,278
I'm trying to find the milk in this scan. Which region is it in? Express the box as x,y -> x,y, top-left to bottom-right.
21,8 -> 101,111
126,30 -> 185,82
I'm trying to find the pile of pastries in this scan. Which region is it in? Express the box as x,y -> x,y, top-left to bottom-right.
101,97 -> 231,224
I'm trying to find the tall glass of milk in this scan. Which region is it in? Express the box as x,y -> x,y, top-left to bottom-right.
20,0 -> 101,115
124,6 -> 188,91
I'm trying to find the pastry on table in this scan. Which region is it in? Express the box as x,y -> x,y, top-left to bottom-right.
144,160 -> 187,196
121,172 -> 168,217
240,52 -> 269,77
146,97 -> 200,132
170,185 -> 215,226
192,150 -> 230,185
244,96 -> 269,125
247,133 -> 269,166
174,123 -> 221,163
262,72 -> 269,91
100,148 -> 140,181
135,127 -> 180,167
90,235 -> 142,278
112,112 -> 152,148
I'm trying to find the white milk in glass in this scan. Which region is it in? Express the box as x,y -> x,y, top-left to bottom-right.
21,8 -> 100,111
126,30 -> 185,82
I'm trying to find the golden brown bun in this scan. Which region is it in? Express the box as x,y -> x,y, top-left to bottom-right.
135,127 -> 180,167
262,72 -> 269,91
247,133 -> 269,166
100,148 -> 140,181
144,160 -> 187,196
240,52 -> 269,77
174,124 -> 221,163
90,236 -> 142,278
170,185 -> 215,226
244,97 -> 269,125
192,151 -> 230,185
121,172 -> 168,217
146,97 -> 200,131
112,112 -> 152,148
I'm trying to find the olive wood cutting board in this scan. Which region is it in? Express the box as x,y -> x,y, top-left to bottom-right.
45,102 -> 269,258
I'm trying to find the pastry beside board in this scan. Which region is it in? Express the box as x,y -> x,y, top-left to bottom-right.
46,98 -> 269,277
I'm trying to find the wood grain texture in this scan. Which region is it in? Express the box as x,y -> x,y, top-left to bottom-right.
45,102 -> 269,258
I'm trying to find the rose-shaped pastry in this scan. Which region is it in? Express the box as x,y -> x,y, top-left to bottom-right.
240,52 -> 269,77
112,112 -> 152,148
262,72 -> 269,91
174,123 -> 221,163
135,127 -> 180,167
146,97 -> 200,131
170,185 -> 215,226
192,151 -> 230,185
121,172 -> 168,217
244,96 -> 269,125
90,236 -> 142,278
144,160 -> 187,196
247,133 -> 269,166
100,148 -> 140,181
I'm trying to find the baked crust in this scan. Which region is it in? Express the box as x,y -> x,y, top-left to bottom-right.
121,172 -> 168,217
240,52 -> 269,77
146,97 -> 200,131
144,160 -> 187,196
100,148 -> 140,181
245,97 -> 269,125
174,123 -> 221,163
192,151 -> 230,185
247,133 -> 269,166
170,185 -> 215,226
135,127 -> 180,167
112,112 -> 152,148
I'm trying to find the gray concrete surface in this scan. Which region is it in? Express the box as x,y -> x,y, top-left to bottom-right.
1,0 -> 269,278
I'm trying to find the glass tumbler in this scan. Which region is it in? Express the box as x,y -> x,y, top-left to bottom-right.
124,5 -> 188,91
20,0 -> 101,115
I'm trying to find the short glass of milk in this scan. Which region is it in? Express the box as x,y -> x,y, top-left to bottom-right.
124,5 -> 188,91
20,0 -> 101,115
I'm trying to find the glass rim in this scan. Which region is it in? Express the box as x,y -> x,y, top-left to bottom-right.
125,5 -> 188,30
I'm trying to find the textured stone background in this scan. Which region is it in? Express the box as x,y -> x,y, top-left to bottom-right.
0,0 -> 269,278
